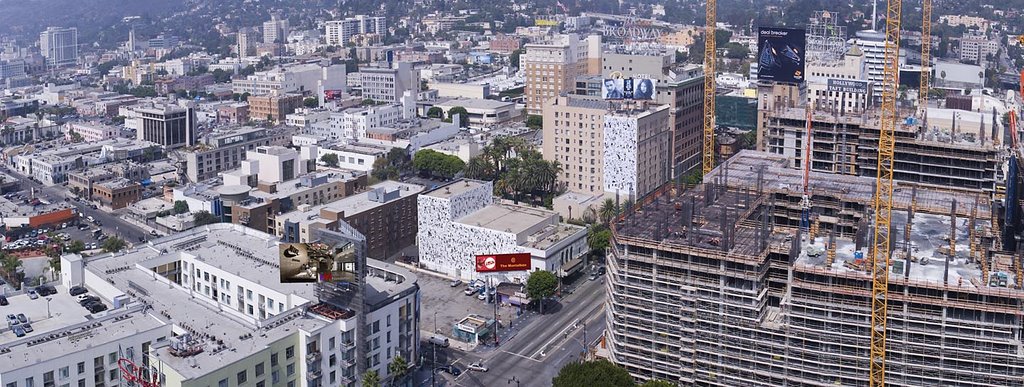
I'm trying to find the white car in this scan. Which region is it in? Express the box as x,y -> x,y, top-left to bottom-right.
76,294 -> 94,302
467,362 -> 488,372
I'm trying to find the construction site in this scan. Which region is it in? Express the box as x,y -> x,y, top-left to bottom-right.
605,155 -> 1024,385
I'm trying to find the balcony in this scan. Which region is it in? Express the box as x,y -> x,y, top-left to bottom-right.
341,340 -> 355,350
306,351 -> 322,364
307,369 -> 323,380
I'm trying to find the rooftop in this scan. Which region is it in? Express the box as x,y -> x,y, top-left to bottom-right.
424,179 -> 488,200
458,203 -> 557,236
434,98 -> 513,110
276,181 -> 424,225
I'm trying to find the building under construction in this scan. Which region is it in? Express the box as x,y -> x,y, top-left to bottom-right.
757,85 -> 1007,194
606,150 -> 1024,386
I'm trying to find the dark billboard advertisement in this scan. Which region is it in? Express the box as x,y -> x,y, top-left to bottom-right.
475,253 -> 532,272
757,27 -> 806,84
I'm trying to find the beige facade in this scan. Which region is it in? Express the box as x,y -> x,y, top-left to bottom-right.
543,95 -> 672,198
523,34 -> 601,115
249,94 -> 304,124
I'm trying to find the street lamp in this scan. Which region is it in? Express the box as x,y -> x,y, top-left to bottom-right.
508,376 -> 521,386
45,297 -> 52,318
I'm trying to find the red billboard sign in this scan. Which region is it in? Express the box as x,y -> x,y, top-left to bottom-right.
475,253 -> 532,272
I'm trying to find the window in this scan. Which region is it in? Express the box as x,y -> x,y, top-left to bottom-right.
256,382 -> 264,387
60,367 -> 69,379
286,346 -> 295,359
286,363 -> 295,376
218,378 -> 228,387
287,382 -> 295,387
77,363 -> 85,374
329,337 -> 336,350
272,371 -> 280,384
271,353 -> 279,367
109,370 -> 117,381
5,383 -> 14,387
237,370 -> 247,384
255,362 -> 264,377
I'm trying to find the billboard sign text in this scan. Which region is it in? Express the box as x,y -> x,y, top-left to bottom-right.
827,79 -> 868,94
475,253 -> 532,272
757,27 -> 806,84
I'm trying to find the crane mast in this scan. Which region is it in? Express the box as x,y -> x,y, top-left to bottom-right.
701,0 -> 717,175
801,101 -> 813,231
869,0 -> 902,385
918,0 -> 932,122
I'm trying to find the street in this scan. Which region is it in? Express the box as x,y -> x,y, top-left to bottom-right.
2,167 -> 150,245
420,276 -> 608,387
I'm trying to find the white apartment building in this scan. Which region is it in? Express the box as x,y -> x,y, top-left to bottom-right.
263,16 -> 290,44
359,63 -> 419,104
225,145 -> 317,185
316,143 -> 389,172
0,222 -> 421,387
417,179 -> 588,282
39,26 -> 78,67
960,30 -> 999,64
286,109 -> 332,130
306,96 -> 414,142
325,16 -> 386,46
11,153 -> 83,185
65,122 -> 119,142
232,63 -> 346,97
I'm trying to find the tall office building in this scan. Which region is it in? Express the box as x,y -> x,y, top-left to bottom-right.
237,28 -> 257,58
325,16 -> 386,46
522,34 -> 601,115
263,14 -> 290,44
542,95 -> 672,198
39,27 -> 78,67
134,102 -> 197,148
359,62 -> 419,104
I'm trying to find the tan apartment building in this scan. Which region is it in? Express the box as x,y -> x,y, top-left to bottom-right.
542,95 -> 672,198
248,93 -> 303,124
522,34 -> 601,115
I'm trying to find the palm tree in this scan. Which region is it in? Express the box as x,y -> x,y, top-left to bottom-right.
361,370 -> 381,387
464,156 -> 495,180
599,199 -> 619,224
0,252 -> 22,287
387,355 -> 409,386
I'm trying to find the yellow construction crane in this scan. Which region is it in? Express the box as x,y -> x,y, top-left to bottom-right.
869,0 -> 902,385
918,0 -> 931,120
701,0 -> 717,175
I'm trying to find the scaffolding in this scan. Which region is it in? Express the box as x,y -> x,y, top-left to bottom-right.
606,172 -> 1024,386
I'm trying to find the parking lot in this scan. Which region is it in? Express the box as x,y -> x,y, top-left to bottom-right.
1,284 -> 109,340
417,272 -> 518,344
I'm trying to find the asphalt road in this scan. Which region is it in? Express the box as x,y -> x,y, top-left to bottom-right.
446,277 -> 608,387
3,167 -> 150,245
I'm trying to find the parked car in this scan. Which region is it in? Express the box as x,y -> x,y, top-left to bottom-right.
86,303 -> 107,313
78,296 -> 100,306
36,285 -> 57,296
6,314 -> 17,326
449,279 -> 462,287
69,286 -> 87,296
464,287 -> 476,296
467,362 -> 488,372
427,336 -> 450,347
86,216 -> 95,223
589,272 -> 600,281
12,324 -> 25,337
447,366 -> 462,376
16,313 -> 26,324
26,290 -> 38,299
0,296 -> 7,306
21,322 -> 33,333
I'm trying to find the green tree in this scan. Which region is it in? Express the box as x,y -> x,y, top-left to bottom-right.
464,156 -> 496,180
173,200 -> 190,214
552,359 -> 634,387
371,157 -> 399,181
193,210 -> 218,226
427,106 -> 444,118
102,237 -> 127,253
587,225 -> 611,257
526,270 -> 558,314
724,42 -> 750,59
361,98 -> 377,106
510,48 -> 523,68
413,149 -> 465,179
211,68 -> 232,83
320,153 -> 340,168
0,252 -> 22,288
67,240 -> 86,254
598,199 -> 620,225
361,370 -> 381,387
303,97 -> 319,108
526,114 -> 543,129
447,106 -> 470,127
387,355 -> 409,385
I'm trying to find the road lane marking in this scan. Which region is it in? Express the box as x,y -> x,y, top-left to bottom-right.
500,350 -> 542,363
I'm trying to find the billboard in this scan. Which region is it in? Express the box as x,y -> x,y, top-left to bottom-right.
757,27 -> 806,84
827,79 -> 868,94
279,242 -> 358,283
601,78 -> 656,100
475,253 -> 532,272
324,90 -> 344,101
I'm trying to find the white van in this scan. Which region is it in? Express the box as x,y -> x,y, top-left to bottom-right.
428,335 -> 450,347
